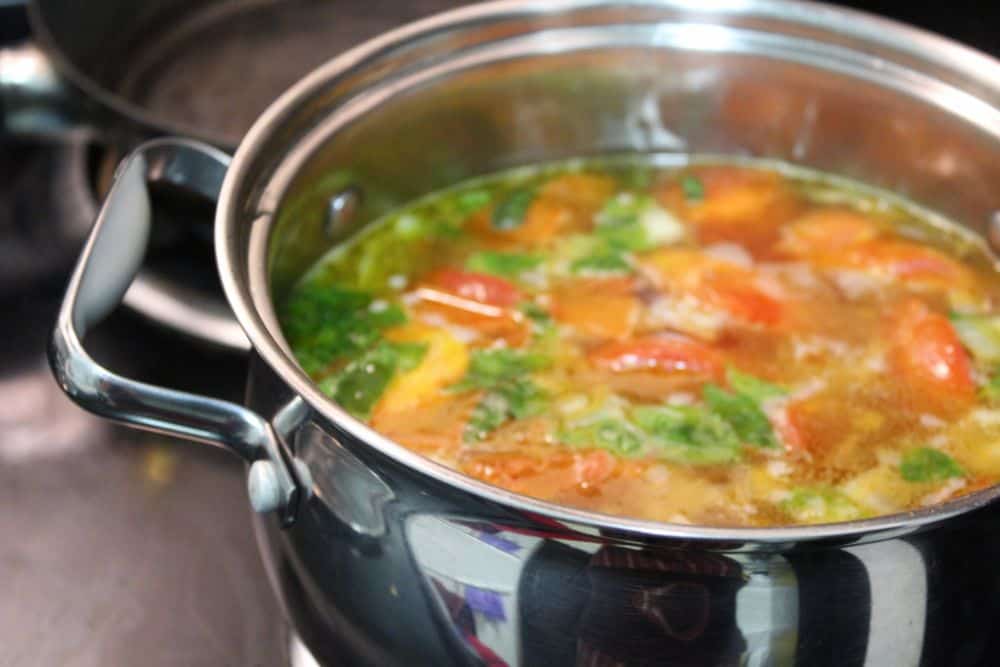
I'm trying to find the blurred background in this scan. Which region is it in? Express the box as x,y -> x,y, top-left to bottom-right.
0,1 -> 995,665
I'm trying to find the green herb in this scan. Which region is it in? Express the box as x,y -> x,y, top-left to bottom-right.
323,341 -> 428,419
455,348 -> 551,441
982,369 -> 1000,402
456,189 -> 491,215
726,367 -> 788,402
631,405 -> 742,465
454,348 -> 551,389
570,250 -> 631,275
680,174 -> 705,202
466,393 -> 511,441
282,285 -> 406,375
597,193 -> 645,228
491,188 -> 536,230
950,311 -> 1000,364
466,251 -> 544,278
900,447 -> 964,482
595,220 -> 651,253
519,302 -> 553,327
781,487 -> 864,524
562,418 -> 643,456
704,384 -> 778,449
594,192 -> 685,252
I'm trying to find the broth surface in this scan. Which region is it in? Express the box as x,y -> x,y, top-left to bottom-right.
281,158 -> 1000,526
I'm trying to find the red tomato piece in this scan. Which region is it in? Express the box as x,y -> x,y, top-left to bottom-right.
574,450 -> 618,488
588,335 -> 724,380
704,276 -> 784,327
429,269 -> 522,307
776,401 -> 808,453
887,298 -> 976,415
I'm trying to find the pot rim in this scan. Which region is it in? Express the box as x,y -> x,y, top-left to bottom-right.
217,0 -> 1000,544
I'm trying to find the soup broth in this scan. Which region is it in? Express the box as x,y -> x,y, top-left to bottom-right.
280,158 -> 1000,527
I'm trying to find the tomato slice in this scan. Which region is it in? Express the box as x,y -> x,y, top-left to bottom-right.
428,268 -> 521,307
588,335 -> 724,380
640,249 -> 784,329
703,275 -> 784,327
573,450 -> 618,489
822,240 -> 974,293
415,269 -> 528,345
887,298 -> 975,414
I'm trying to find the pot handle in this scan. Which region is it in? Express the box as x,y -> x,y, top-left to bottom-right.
48,137 -> 302,524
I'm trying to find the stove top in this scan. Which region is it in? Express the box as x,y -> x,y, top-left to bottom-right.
2,2 -> 997,666
0,230 -> 286,665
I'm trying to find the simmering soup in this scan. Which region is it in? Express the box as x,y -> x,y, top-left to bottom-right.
280,159 -> 1000,527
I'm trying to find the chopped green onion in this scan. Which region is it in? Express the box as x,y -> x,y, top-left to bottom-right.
899,447 -> 964,482
680,174 -> 705,202
491,188 -> 536,230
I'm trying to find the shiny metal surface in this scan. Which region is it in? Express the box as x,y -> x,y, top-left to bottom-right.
221,0 -> 1000,543
49,1 -> 1000,665
49,137 -> 301,523
7,0 -> 466,350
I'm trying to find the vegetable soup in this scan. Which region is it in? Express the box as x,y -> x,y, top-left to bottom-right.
280,159 -> 1000,527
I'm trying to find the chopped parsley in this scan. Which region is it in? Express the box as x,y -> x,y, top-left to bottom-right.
704,383 -> 779,449
680,174 -> 705,202
454,349 -> 551,441
466,251 -> 543,279
320,341 -> 427,419
491,188 -> 536,230
631,405 -> 742,465
900,448 -> 964,483
282,285 -> 407,375
562,418 -> 643,456
781,487 -> 864,524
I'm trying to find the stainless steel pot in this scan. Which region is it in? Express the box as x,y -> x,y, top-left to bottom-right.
49,1 -> 1000,664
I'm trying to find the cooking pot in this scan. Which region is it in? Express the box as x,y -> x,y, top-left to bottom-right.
49,1 -> 1000,664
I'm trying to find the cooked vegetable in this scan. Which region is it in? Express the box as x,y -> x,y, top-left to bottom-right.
631,405 -> 742,464
951,311 -> 1000,364
704,384 -> 779,449
283,158 -> 1000,527
571,251 -> 631,275
321,341 -> 427,418
466,251 -> 544,279
282,285 -> 406,374
454,349 -> 550,441
491,188 -> 536,230
562,418 -> 643,456
680,174 -> 705,202
900,448 -> 964,483
595,192 -> 685,252
726,367 -> 787,402
781,487 -> 865,524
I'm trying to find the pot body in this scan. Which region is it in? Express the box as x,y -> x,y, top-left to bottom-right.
49,1 -> 1000,665
214,2 -> 1000,664
246,354 -> 1000,666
